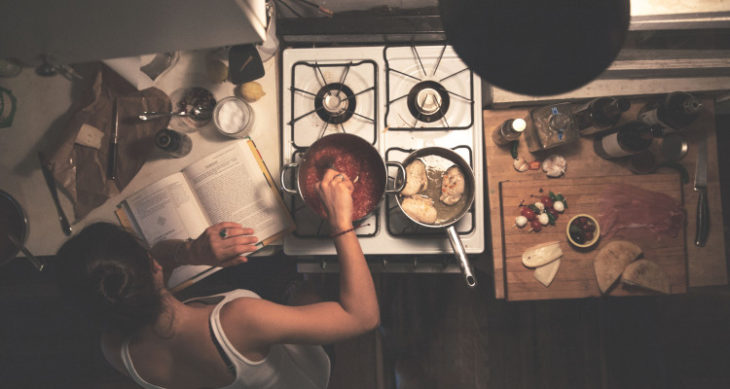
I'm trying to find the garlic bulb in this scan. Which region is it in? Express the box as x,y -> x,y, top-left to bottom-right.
538,213 -> 549,225
513,157 -> 529,172
542,154 -> 567,178
553,200 -> 565,212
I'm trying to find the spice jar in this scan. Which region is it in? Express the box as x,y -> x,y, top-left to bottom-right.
155,129 -> 192,158
492,118 -> 526,146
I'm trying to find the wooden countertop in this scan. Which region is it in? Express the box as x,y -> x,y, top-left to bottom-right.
483,98 -> 728,300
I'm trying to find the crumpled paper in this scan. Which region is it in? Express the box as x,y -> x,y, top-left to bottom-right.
43,64 -> 171,221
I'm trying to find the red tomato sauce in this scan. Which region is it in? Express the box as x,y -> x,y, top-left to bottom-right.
300,144 -> 382,221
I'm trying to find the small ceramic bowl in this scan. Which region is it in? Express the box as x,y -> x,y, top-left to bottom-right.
566,214 -> 600,248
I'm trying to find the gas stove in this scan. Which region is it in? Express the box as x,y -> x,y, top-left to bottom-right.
280,44 -> 484,267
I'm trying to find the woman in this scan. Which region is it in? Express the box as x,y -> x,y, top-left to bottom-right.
56,169 -> 379,389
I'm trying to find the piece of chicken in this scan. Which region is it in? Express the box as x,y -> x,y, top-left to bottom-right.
400,160 -> 427,196
401,195 -> 438,224
440,166 -> 465,205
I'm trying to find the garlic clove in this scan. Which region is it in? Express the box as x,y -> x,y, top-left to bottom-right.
513,157 -> 529,172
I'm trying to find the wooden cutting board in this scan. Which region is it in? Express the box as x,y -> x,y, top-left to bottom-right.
499,174 -> 687,301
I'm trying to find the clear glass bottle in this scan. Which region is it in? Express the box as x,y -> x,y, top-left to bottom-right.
573,97 -> 630,136
155,129 -> 192,158
637,91 -> 702,131
593,121 -> 653,160
525,103 -> 579,152
492,118 -> 526,146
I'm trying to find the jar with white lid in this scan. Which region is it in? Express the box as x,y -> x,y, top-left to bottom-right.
213,96 -> 255,138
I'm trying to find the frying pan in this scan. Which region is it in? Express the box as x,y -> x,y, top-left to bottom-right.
394,147 -> 477,288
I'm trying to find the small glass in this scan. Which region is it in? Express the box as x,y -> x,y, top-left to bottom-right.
213,96 -> 255,138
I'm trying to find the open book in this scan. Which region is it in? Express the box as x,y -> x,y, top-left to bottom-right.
116,138 -> 294,291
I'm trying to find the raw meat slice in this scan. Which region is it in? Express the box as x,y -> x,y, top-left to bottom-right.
401,195 -> 438,224
599,184 -> 684,240
401,160 -> 427,196
440,166 -> 465,205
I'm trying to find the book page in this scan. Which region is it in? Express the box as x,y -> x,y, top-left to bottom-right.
182,140 -> 291,245
123,173 -> 210,246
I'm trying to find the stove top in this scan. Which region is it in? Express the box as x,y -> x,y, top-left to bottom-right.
281,44 -> 484,258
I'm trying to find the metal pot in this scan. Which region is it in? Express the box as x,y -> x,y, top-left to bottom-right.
280,133 -> 405,222
394,147 -> 477,288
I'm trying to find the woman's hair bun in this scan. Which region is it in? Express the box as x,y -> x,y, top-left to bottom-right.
55,222 -> 163,335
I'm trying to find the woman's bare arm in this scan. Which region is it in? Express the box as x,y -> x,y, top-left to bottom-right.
149,223 -> 259,283
223,169 -> 379,345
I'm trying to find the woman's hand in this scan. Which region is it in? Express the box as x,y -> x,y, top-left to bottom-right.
189,222 -> 259,266
317,169 -> 355,231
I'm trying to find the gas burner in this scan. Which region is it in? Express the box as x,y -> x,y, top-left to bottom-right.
289,60 -> 377,147
314,83 -> 356,124
384,45 -> 474,130
406,81 -> 450,123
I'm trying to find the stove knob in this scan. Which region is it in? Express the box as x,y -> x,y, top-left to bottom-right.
412,258 -> 418,269
320,260 -> 327,270
381,258 -> 388,269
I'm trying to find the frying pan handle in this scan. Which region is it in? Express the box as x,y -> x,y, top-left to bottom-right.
279,163 -> 299,195
385,161 -> 406,193
446,225 -> 477,288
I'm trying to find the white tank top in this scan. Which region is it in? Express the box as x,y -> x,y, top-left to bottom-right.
120,289 -> 331,389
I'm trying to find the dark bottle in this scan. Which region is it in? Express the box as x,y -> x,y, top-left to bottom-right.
573,97 -> 630,136
155,129 -> 192,158
593,121 -> 654,159
637,91 -> 703,130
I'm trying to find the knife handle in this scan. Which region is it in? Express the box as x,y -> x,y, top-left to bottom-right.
695,187 -> 709,247
108,142 -> 118,181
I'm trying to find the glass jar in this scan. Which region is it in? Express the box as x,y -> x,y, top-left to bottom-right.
526,103 -> 578,152
213,96 -> 255,138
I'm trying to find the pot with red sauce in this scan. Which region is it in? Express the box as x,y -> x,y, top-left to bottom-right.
280,133 -> 405,222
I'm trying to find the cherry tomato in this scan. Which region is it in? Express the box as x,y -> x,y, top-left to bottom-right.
540,196 -> 553,209
521,207 -> 537,221
548,208 -> 559,218
530,219 -> 542,232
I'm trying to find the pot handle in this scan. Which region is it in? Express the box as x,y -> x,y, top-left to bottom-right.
385,161 -> 406,194
446,225 -> 477,288
279,162 -> 299,195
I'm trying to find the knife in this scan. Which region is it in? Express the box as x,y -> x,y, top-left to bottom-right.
693,136 -> 709,247
38,153 -> 73,236
108,99 -> 119,181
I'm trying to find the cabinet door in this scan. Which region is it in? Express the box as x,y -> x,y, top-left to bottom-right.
1,0 -> 266,64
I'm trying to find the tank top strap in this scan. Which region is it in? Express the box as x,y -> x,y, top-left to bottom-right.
120,338 -> 166,389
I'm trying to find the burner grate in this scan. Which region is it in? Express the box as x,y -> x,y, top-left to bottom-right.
384,44 -> 475,131
289,60 -> 378,148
